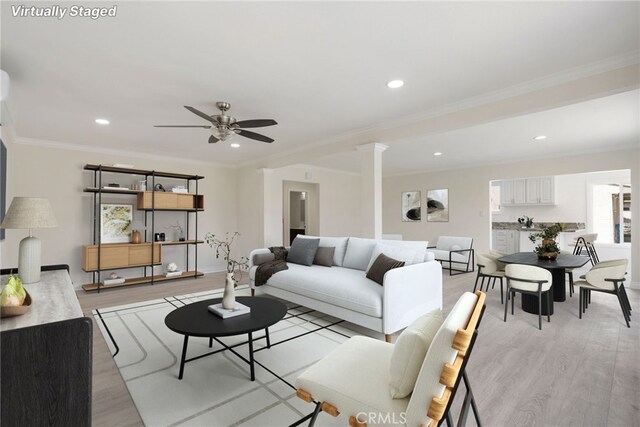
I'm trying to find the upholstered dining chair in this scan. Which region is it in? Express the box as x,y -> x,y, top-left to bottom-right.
293,291 -> 486,427
474,253 -> 505,303
504,264 -> 552,330
575,259 -> 631,327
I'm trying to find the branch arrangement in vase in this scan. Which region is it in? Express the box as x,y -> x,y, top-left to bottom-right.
205,231 -> 249,284
528,222 -> 564,258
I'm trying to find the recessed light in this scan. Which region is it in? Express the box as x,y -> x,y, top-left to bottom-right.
230,143 -> 240,148
95,118 -> 110,125
433,152 -> 443,156
386,79 -> 404,89
533,135 -> 547,141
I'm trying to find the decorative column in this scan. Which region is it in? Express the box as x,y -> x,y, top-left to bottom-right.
357,143 -> 388,238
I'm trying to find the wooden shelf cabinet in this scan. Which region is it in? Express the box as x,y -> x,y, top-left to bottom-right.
82,242 -> 161,271
137,191 -> 204,210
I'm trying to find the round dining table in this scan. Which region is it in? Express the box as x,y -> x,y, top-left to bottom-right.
497,252 -> 590,315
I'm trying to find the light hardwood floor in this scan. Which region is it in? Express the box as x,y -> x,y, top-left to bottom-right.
78,270 -> 640,427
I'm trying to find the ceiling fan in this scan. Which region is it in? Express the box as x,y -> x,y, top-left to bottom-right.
154,102 -> 277,144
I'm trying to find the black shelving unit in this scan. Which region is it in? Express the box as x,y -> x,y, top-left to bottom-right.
82,164 -> 205,292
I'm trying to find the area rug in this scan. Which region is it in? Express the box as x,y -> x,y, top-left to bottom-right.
93,286 -> 377,427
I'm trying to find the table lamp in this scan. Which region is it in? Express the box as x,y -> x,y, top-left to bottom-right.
0,197 -> 58,283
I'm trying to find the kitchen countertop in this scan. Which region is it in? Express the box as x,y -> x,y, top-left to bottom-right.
492,222 -> 585,231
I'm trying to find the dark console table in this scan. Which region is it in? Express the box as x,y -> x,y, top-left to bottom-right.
1,270 -> 93,426
498,252 -> 589,315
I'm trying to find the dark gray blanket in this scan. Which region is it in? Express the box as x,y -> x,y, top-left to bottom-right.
255,246 -> 288,287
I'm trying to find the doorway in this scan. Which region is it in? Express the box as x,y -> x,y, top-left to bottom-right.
283,181 -> 319,245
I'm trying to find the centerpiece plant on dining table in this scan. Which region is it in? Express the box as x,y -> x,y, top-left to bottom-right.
528,222 -> 564,260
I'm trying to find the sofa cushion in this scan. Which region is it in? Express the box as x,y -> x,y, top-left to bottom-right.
366,253 -> 405,285
299,236 -> 349,266
389,309 -> 444,398
342,237 -> 377,271
436,236 -> 473,251
266,264 -> 384,317
405,292 -> 478,426
287,237 -> 320,266
381,240 -> 428,264
313,246 -> 335,267
366,243 -> 418,273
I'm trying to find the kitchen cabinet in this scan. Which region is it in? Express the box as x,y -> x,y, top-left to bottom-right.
492,230 -> 519,253
501,176 -> 554,206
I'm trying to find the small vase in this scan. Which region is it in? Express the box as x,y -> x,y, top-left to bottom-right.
131,230 -> 141,244
222,273 -> 236,309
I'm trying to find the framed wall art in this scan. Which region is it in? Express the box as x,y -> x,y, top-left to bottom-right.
100,203 -> 133,243
401,191 -> 421,222
427,189 -> 449,222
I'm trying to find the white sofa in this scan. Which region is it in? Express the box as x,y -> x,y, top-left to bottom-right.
425,236 -> 475,276
249,236 -> 443,341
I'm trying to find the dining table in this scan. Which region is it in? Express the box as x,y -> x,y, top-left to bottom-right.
497,252 -> 590,315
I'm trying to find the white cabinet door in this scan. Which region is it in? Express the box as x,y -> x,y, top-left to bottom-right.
513,179 -> 527,204
519,230 -> 537,253
526,178 -> 540,204
538,176 -> 555,204
501,181 -> 514,206
492,230 -> 508,252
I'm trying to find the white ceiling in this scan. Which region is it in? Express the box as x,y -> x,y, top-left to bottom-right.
2,1 -> 639,172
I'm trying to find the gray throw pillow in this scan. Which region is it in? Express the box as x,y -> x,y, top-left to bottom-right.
366,253 -> 405,285
313,246 -> 335,267
253,252 -> 275,266
287,237 -> 320,266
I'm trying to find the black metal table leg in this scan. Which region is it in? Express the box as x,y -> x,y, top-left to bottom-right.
178,335 -> 189,379
265,327 -> 271,348
248,331 -> 255,381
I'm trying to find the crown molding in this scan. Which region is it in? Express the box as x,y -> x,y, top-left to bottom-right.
286,163 -> 361,177
13,137 -> 235,169
383,145 -> 640,178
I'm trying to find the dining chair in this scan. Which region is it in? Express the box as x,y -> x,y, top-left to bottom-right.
474,253 -> 505,303
574,259 -> 631,327
504,264 -> 552,330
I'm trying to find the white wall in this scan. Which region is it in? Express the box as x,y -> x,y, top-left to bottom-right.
1,141 -> 238,288
382,148 -> 640,286
236,164 -> 362,255
492,170 -> 631,224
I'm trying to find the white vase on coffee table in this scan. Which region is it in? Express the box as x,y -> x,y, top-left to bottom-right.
222,273 -> 236,309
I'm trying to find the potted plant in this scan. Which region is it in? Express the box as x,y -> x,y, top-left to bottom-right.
205,232 -> 249,309
528,222 -> 564,260
518,215 -> 534,228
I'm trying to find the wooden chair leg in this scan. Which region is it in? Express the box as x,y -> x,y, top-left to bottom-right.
384,334 -> 393,343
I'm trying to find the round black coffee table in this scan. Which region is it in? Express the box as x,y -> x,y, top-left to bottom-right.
165,296 -> 287,381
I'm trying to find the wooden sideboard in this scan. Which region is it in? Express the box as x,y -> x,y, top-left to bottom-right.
1,270 -> 92,426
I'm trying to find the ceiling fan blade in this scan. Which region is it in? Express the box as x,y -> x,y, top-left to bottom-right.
234,119 -> 278,128
184,106 -> 216,123
154,125 -> 212,128
237,129 -> 274,143
208,135 -> 219,144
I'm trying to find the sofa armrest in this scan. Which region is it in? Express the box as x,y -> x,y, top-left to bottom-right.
248,248 -> 271,269
382,261 -> 443,334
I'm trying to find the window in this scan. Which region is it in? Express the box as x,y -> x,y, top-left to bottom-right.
592,184 -> 631,244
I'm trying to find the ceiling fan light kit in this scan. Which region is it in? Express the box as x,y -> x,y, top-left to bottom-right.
155,101 -> 277,145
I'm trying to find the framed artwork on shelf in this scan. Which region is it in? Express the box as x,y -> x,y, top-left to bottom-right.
401,191 -> 421,222
100,203 -> 133,243
427,189 -> 449,222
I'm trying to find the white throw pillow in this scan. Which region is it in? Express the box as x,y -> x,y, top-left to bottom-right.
366,243 -> 417,273
450,244 -> 462,251
389,310 -> 444,398
342,237 -> 377,270
381,240 -> 428,264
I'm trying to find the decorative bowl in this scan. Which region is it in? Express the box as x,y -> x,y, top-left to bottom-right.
1,291 -> 32,318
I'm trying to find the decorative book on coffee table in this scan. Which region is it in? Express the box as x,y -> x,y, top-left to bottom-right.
208,302 -> 251,319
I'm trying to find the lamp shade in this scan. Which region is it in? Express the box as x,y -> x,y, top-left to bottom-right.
0,197 -> 58,229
